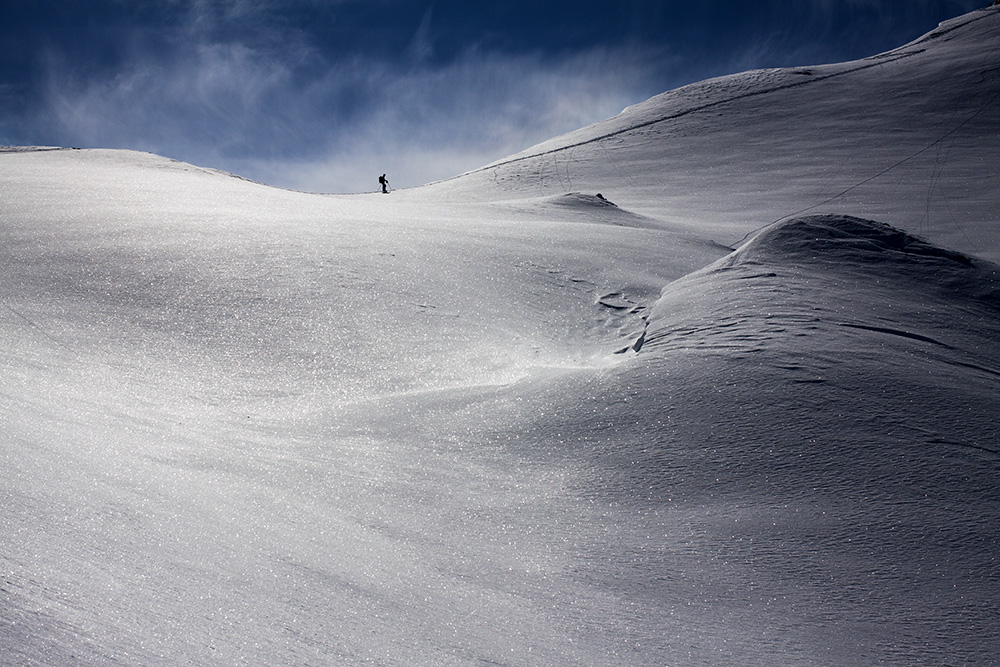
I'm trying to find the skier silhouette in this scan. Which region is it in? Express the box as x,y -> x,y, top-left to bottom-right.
379,174 -> 389,194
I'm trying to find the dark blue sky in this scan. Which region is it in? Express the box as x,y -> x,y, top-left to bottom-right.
0,0 -> 987,192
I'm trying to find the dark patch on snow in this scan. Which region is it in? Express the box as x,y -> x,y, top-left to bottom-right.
615,321 -> 647,354
597,292 -> 633,310
0,145 -> 69,153
838,322 -> 953,349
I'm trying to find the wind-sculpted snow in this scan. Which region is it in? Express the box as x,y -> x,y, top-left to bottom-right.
484,216 -> 1000,665
644,214 -> 1000,388
645,214 -> 1000,354
4,9 -> 1000,667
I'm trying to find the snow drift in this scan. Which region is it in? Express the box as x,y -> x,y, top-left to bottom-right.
2,7 -> 1000,667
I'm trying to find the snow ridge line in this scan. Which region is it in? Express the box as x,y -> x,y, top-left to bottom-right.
896,6 -> 1000,50
442,9 -> 998,186
454,54 -> 910,179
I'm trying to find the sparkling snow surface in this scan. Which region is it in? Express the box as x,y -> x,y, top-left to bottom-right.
2,9 -> 999,667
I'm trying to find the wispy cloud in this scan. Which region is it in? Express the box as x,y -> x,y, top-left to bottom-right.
722,0 -> 986,70
240,45 -> 671,193
33,5 -> 671,192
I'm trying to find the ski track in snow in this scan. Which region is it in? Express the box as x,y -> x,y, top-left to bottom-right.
3,9 -> 1000,667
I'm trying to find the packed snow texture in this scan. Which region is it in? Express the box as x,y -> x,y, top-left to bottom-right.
2,8 -> 999,667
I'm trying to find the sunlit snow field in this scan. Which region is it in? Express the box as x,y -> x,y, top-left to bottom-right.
3,8 -> 999,666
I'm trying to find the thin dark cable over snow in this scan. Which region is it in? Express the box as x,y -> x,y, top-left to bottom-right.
735,82 -> 1000,247
2,303 -> 72,351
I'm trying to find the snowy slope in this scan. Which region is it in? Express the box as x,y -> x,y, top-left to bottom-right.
475,214 -> 1000,665
3,8 -> 1000,667
423,7 -> 1000,263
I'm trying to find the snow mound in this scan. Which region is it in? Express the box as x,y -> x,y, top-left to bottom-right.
550,192 -> 620,209
478,215 -> 1000,664
643,214 -> 1000,367
732,214 -> 975,267
497,191 -> 662,229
